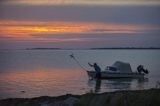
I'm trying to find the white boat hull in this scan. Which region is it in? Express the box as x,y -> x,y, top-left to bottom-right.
87,71 -> 145,79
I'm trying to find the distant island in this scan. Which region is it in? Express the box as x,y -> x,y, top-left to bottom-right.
26,47 -> 160,50
26,48 -> 61,50
91,47 -> 160,50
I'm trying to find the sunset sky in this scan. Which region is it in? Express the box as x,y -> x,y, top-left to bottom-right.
0,0 -> 160,49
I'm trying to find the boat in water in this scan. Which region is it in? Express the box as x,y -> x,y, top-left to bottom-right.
87,61 -> 149,79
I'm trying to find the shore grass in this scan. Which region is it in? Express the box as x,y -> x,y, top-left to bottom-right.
0,88 -> 160,106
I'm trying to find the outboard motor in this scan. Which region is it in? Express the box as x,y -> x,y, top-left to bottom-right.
137,65 -> 143,73
143,69 -> 149,74
137,65 -> 149,74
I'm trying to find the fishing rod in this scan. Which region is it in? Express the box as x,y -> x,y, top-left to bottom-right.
69,53 -> 88,71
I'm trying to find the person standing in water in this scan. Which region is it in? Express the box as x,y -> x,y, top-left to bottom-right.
88,62 -> 101,79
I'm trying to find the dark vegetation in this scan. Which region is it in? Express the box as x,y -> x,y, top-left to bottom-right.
0,89 -> 160,106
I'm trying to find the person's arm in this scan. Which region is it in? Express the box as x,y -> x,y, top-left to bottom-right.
88,62 -> 93,67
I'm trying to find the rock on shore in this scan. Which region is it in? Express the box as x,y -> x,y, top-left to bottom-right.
0,89 -> 160,106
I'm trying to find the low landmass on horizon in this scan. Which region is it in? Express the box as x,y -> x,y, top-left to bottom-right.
25,47 -> 160,50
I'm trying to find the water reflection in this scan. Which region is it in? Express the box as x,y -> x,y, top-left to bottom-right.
95,79 -> 101,93
0,49 -> 159,99
88,78 -> 149,93
0,69 -> 88,99
137,78 -> 149,89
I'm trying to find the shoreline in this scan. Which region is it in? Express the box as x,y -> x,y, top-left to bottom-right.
0,88 -> 160,106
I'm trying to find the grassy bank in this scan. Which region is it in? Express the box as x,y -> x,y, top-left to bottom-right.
0,89 -> 160,106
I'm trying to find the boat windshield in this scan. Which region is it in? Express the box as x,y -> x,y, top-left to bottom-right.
106,66 -> 117,71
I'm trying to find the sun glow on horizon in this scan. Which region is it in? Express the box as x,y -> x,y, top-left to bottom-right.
0,20 -> 159,42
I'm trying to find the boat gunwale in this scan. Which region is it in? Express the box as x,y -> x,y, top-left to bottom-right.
86,71 -> 145,79
87,70 -> 145,75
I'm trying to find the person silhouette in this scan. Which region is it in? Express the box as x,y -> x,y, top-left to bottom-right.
88,62 -> 101,79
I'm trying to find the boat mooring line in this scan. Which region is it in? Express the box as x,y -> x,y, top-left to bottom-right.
69,53 -> 88,71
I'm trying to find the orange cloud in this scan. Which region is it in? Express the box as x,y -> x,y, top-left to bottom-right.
0,20 -> 158,42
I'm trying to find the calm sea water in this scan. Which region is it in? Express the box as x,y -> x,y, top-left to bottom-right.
0,49 -> 160,99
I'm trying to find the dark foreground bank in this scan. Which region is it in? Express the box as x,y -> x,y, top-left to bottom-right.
0,89 -> 160,106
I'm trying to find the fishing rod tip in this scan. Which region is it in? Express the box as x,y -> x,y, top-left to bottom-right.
69,54 -> 74,58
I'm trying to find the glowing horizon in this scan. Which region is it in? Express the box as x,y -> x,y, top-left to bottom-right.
0,1 -> 160,49
1,20 -> 158,42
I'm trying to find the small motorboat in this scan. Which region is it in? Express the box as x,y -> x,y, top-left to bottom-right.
87,61 -> 148,79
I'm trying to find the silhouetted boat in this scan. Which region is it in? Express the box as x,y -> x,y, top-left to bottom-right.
87,61 -> 147,79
